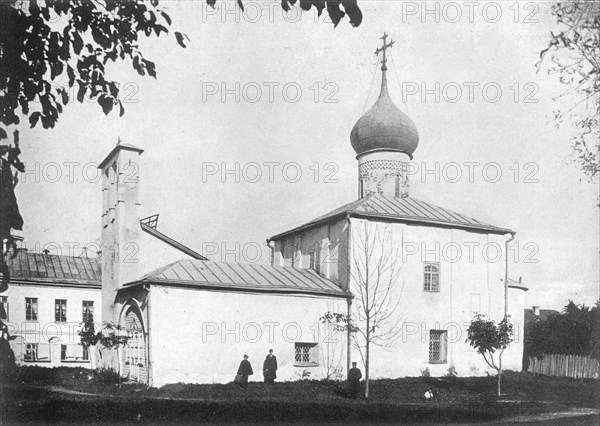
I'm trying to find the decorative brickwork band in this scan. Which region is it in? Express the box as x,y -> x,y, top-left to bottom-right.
359,159 -> 409,198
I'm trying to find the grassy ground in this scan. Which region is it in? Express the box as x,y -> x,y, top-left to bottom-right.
1,367 -> 598,423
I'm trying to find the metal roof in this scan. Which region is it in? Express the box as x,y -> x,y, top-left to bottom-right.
131,259 -> 347,298
270,193 -> 513,240
5,250 -> 101,287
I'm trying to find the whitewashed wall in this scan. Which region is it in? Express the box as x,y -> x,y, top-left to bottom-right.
148,285 -> 347,386
3,281 -> 101,367
346,218 -> 524,378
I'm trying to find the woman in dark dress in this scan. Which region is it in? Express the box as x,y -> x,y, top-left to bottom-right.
236,354 -> 253,389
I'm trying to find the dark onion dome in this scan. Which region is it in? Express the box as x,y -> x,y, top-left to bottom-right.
351,70 -> 419,159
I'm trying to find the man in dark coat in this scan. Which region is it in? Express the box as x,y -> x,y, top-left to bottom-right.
263,349 -> 278,384
348,362 -> 362,398
236,354 -> 253,389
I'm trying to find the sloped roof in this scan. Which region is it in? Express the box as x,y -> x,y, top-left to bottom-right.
130,259 -> 347,298
270,193 -> 512,240
5,250 -> 101,287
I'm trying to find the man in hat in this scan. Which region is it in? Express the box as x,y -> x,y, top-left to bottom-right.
236,354 -> 253,389
348,361 -> 362,398
263,349 -> 278,385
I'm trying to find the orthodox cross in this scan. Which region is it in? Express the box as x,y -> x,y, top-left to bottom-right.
374,32 -> 394,71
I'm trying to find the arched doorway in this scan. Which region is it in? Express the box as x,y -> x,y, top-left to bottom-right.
121,304 -> 148,384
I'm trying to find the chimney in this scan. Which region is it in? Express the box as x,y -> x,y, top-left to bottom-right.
533,306 -> 540,316
98,142 -> 144,326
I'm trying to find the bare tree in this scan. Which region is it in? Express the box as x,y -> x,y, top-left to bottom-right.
349,221 -> 405,398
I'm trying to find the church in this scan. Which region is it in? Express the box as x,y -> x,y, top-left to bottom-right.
3,36 -> 527,387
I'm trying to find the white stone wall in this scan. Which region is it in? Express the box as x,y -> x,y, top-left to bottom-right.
346,218 -> 524,378
148,285 -> 348,386
3,281 -> 101,368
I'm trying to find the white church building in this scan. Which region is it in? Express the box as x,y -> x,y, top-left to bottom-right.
3,38 -> 527,387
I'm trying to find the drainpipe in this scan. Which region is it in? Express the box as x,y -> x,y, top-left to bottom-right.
347,295 -> 353,376
145,284 -> 153,387
346,213 -> 352,376
504,232 -> 516,319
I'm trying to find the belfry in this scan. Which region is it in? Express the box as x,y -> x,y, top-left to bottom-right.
351,33 -> 419,198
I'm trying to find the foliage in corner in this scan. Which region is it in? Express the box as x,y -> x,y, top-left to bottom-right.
0,0 -> 362,138
537,2 -> 600,181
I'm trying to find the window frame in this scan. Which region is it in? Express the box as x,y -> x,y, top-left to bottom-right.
25,297 -> 38,321
423,262 -> 441,292
24,343 -> 38,362
55,299 -> 67,322
82,300 -> 94,322
294,342 -> 319,367
1,296 -> 8,322
428,330 -> 448,364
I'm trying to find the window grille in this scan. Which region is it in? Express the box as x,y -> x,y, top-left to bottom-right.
429,330 -> 447,363
294,342 -> 318,365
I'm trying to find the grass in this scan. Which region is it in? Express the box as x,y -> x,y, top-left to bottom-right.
1,367 -> 599,423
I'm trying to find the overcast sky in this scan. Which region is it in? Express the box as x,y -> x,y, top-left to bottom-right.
9,1 -> 599,310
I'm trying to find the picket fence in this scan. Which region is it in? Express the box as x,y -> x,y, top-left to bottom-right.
528,354 -> 600,379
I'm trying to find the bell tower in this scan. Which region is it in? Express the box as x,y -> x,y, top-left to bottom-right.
97,141 -> 144,371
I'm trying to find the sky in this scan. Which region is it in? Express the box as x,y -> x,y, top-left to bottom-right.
7,1 -> 599,310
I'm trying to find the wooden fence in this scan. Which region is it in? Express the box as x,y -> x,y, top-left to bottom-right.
528,354 -> 600,379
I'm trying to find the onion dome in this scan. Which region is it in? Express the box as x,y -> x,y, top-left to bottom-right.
350,67 -> 419,159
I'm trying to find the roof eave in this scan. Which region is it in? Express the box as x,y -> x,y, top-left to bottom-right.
128,277 -> 349,298
270,210 -> 513,241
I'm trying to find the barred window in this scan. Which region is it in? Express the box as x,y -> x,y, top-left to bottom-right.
55,299 -> 67,322
423,263 -> 440,292
1,296 -> 8,322
61,345 -> 67,361
25,298 -> 38,321
25,343 -> 38,362
82,301 -> 94,322
429,330 -> 447,364
294,342 -> 318,366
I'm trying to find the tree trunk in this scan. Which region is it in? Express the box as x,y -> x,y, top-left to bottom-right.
497,368 -> 501,396
365,323 -> 370,399
497,354 -> 503,396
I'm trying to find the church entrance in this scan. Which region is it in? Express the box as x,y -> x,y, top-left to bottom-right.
121,306 -> 148,384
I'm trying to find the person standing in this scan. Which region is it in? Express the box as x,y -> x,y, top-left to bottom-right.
348,361 -> 362,398
236,354 -> 253,389
263,349 -> 278,384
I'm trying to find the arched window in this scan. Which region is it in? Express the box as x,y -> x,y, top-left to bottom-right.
423,263 -> 440,292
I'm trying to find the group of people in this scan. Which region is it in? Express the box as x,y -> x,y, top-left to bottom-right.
235,352 -> 364,399
235,349 -> 278,389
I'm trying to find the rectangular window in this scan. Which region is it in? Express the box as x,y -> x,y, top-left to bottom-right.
24,343 -> 38,362
423,263 -> 440,292
55,299 -> 67,322
1,296 -> 8,322
82,301 -> 94,322
61,345 -> 67,362
309,250 -> 316,270
25,298 -> 38,321
429,330 -> 448,364
294,342 -> 318,366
